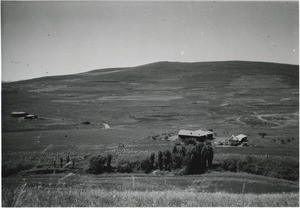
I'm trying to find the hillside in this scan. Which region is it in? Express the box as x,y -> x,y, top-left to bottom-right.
3,61 -> 298,137
2,61 -> 299,206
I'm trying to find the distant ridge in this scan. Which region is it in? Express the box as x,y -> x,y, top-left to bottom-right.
4,60 -> 299,84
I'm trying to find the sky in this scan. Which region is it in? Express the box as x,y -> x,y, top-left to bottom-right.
1,1 -> 299,81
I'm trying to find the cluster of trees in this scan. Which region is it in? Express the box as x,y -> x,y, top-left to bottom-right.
141,142 -> 213,174
87,154 -> 112,174
88,141 -> 214,175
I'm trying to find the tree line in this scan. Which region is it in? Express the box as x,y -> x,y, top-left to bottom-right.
87,140 -> 214,175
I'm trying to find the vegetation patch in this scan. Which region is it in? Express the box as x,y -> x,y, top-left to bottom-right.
215,154 -> 299,181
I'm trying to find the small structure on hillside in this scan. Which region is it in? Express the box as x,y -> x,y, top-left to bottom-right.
178,129 -> 214,142
81,121 -> 90,125
10,112 -> 28,117
227,134 -> 248,146
25,114 -> 38,119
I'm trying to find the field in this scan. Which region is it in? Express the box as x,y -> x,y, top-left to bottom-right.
2,172 -> 299,206
2,61 -> 299,206
3,188 -> 299,207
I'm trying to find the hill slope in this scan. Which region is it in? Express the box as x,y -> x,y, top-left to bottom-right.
2,61 -> 299,148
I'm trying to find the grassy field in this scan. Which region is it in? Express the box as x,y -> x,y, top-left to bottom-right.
2,172 -> 299,207
3,187 -> 299,207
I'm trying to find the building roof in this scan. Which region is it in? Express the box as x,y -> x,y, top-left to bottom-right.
236,134 -> 247,140
25,114 -> 37,118
228,135 -> 238,141
229,134 -> 247,142
178,129 -> 213,137
11,111 -> 27,115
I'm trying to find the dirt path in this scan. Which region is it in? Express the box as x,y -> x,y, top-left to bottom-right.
256,115 -> 281,126
236,116 -> 247,125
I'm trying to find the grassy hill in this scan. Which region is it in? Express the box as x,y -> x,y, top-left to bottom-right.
2,61 -> 299,206
2,61 -> 298,144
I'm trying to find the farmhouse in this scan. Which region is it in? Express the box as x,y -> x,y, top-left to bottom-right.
227,134 -> 248,146
10,111 -> 28,117
178,129 -> 214,142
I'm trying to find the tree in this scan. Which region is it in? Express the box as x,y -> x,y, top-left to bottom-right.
185,143 -> 206,174
88,155 -> 107,174
106,154 -> 112,172
141,157 -> 153,173
203,141 -> 214,168
180,146 -> 186,157
172,146 -> 178,154
150,153 -> 155,169
66,153 -> 70,164
60,157 -> 63,168
172,154 -> 183,169
163,150 -> 172,171
258,133 -> 267,138
158,151 -> 163,170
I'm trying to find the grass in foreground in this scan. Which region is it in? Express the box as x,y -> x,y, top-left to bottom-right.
3,186 -> 299,207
